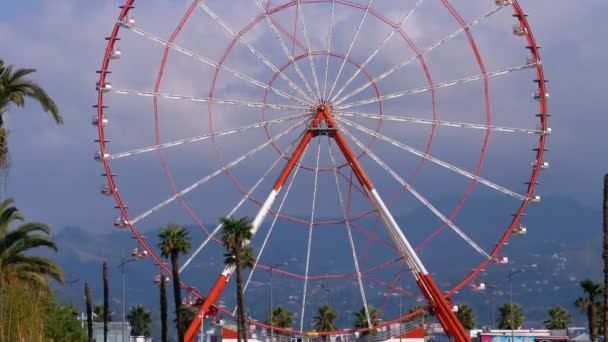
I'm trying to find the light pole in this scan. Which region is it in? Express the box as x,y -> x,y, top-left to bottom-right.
118,249 -> 140,342
507,270 -> 523,342
268,263 -> 287,342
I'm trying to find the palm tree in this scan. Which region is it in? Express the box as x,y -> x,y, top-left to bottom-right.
221,216 -> 256,342
576,279 -> 603,342
267,306 -> 293,333
85,282 -> 93,342
313,305 -> 337,342
0,59 -> 62,170
158,224 -> 192,342
497,303 -> 525,330
176,306 -> 198,338
603,174 -> 608,336
103,261 -> 109,342
127,305 -> 152,337
93,305 -> 112,323
544,305 -> 571,329
0,198 -> 63,287
160,276 -> 168,342
455,304 -> 476,330
354,305 -> 382,336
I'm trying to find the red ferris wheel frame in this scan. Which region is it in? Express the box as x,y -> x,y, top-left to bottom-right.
95,1 -> 549,341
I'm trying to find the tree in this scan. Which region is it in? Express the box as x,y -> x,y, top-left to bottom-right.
85,282 -> 93,342
267,306 -> 293,333
497,303 -> 525,330
158,224 -> 192,342
93,305 -> 112,323
0,198 -> 63,287
44,302 -> 86,341
103,261 -> 109,342
455,304 -> 476,330
128,305 -> 152,337
576,279 -> 603,342
221,216 -> 256,342
603,174 -> 608,337
0,59 -> 62,170
544,305 -> 571,329
176,306 -> 198,338
313,305 -> 338,342
354,305 -> 382,336
160,276 -> 168,342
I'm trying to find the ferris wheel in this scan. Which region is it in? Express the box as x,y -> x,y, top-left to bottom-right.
95,0 -> 549,341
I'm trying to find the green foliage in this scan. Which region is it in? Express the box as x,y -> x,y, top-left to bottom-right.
267,306 -> 293,332
44,302 -> 86,342
93,305 -> 112,323
175,306 -> 198,338
128,305 -> 152,337
575,279 -> 603,342
497,303 -> 525,329
313,304 -> 338,340
0,276 -> 48,340
354,305 -> 382,336
0,198 -> 63,287
455,304 -> 476,330
544,305 -> 571,329
0,58 -> 63,170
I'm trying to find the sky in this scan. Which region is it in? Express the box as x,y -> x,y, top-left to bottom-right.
0,0 -> 607,237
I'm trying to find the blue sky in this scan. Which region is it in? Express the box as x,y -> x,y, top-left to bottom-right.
0,0 -> 607,236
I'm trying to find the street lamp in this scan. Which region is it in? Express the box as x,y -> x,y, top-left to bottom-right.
507,269 -> 523,342
268,263 -> 287,342
118,249 -> 143,342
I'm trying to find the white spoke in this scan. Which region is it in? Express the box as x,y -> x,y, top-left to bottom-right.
109,88 -> 310,112
329,0 -> 424,103
338,125 -> 490,258
106,113 -> 312,160
296,0 -> 323,100
327,138 -> 372,330
129,119 -> 308,225
333,5 -> 506,106
335,116 -> 528,201
196,0 -> 315,104
179,128 -> 308,274
327,0 -> 374,100
300,138 -> 322,332
334,110 -> 546,135
241,139 -> 310,300
254,0 -> 319,102
336,63 -> 537,109
322,0 -> 336,100
119,21 -> 311,107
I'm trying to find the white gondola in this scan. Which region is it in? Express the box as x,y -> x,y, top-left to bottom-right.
529,195 -> 541,203
114,216 -> 128,228
513,25 -> 527,36
471,281 -> 486,292
154,275 -> 169,285
125,16 -> 136,27
495,0 -> 512,6
94,151 -> 109,162
494,256 -> 509,265
132,247 -> 149,259
533,91 -> 549,101
513,224 -> 527,235
97,81 -> 112,93
532,160 -> 550,170
452,305 -> 459,313
92,115 -> 108,127
110,48 -> 122,59
101,184 -> 114,196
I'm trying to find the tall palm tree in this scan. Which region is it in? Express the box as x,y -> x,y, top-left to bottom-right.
221,216 -> 256,342
85,282 -> 93,342
103,261 -> 109,342
160,276 -> 168,342
455,304 -> 476,330
0,198 -> 63,287
603,174 -> 608,336
267,306 -> 293,333
0,59 -> 63,170
544,305 -> 571,329
354,305 -> 382,336
176,306 -> 198,338
313,305 -> 337,342
158,224 -> 192,342
497,303 -> 525,330
576,279 -> 603,342
127,305 -> 152,337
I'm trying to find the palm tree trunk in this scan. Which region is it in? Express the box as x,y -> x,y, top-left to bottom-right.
603,174 -> 608,338
171,252 -> 184,342
590,300 -> 597,342
85,282 -> 93,342
236,254 -> 248,342
160,277 -> 168,342
103,261 -> 109,342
